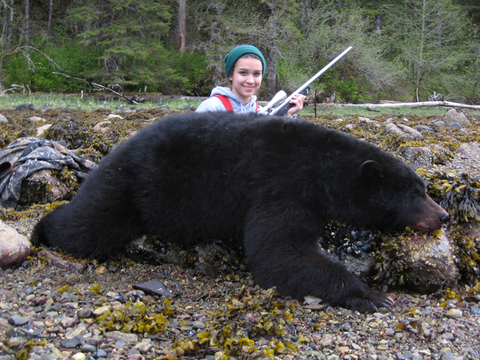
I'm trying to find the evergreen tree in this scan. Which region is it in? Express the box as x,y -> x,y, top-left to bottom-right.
64,0 -> 177,90
383,0 -> 477,102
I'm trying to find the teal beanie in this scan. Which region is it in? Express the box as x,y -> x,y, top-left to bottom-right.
224,45 -> 266,77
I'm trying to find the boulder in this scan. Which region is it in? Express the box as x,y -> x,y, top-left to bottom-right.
0,221 -> 31,268
444,109 -> 471,127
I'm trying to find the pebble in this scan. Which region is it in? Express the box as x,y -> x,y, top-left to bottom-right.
445,308 -> 462,318
8,315 -> 29,326
72,353 -> 86,360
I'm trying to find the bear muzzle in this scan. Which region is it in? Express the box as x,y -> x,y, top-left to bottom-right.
412,195 -> 449,231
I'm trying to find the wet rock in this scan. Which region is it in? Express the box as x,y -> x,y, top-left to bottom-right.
414,125 -> 434,133
97,349 -> 107,357
93,305 -> 111,317
36,124 -> 52,137
444,109 -> 470,127
0,114 -> 8,123
430,144 -> 450,165
106,114 -> 123,120
105,331 -> 139,343
72,353 -> 86,360
132,279 -> 174,297
455,143 -> 480,159
446,308 -> 462,318
38,104 -> 53,112
400,146 -> 433,170
77,306 -> 93,319
81,343 -> 96,353
18,169 -> 70,206
28,116 -> 45,122
384,123 -> 423,141
15,104 -> 34,111
135,341 -> 153,354
402,231 -> 459,293
60,335 -> 84,348
93,121 -> 114,137
8,314 -> 30,326
60,316 -> 77,328
0,220 -> 32,268
37,249 -> 87,272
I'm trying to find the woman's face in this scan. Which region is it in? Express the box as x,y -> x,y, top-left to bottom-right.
229,57 -> 263,104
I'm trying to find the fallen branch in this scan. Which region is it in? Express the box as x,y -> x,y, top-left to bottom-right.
51,72 -> 139,104
0,84 -> 31,96
52,72 -> 92,89
91,82 -> 139,105
337,100 -> 480,110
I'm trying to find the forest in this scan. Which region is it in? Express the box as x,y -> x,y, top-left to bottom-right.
0,0 -> 479,104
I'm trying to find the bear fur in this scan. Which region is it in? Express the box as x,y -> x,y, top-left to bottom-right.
31,112 -> 448,312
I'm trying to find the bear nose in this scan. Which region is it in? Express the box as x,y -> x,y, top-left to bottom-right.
440,212 -> 449,223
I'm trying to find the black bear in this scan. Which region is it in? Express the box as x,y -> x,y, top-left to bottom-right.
31,112 -> 448,312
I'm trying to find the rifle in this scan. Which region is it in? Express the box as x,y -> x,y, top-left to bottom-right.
258,46 -> 353,116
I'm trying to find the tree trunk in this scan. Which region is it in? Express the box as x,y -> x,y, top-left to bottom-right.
177,0 -> 186,52
266,1 -> 278,99
24,0 -> 29,49
375,14 -> 381,36
7,0 -> 14,51
266,45 -> 277,99
210,0 -> 224,86
48,0 -> 53,37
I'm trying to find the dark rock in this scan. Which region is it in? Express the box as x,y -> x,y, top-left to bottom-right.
413,125 -> 434,133
81,344 -> 97,353
77,307 -> 93,319
60,335 -> 84,348
8,315 -> 29,326
15,104 -> 34,111
132,279 -> 174,297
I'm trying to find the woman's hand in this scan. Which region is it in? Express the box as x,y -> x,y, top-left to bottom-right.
286,94 -> 306,118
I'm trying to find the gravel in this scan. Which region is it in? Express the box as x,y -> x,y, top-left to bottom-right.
1,226 -> 479,360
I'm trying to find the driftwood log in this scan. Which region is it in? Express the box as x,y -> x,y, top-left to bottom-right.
337,100 -> 480,110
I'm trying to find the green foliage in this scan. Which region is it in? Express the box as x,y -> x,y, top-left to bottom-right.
2,38 -> 98,93
1,0 -> 479,101
382,0 -> 477,101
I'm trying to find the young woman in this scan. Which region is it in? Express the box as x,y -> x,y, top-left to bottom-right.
196,45 -> 305,117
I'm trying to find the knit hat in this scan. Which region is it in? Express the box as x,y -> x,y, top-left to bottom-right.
224,45 -> 266,78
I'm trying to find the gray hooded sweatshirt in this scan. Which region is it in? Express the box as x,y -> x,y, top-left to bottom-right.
195,86 -> 259,114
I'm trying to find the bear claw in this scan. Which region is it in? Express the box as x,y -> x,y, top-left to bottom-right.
348,290 -> 393,313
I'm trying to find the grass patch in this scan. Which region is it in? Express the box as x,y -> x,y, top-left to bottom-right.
0,93 -> 203,113
0,92 -> 478,118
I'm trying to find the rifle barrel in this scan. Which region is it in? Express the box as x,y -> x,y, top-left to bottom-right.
269,46 -> 353,116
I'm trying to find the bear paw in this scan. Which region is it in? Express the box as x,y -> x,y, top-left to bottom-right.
347,290 -> 393,313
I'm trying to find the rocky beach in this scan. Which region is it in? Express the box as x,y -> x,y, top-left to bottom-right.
1,105 -> 479,359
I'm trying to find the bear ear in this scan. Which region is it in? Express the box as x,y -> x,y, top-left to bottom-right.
360,160 -> 383,181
